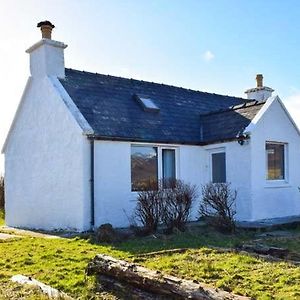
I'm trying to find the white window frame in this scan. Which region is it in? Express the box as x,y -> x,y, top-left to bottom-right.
265,141 -> 288,186
131,143 -> 179,192
208,147 -> 226,183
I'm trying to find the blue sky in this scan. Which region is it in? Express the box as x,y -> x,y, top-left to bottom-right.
1,0 -> 300,171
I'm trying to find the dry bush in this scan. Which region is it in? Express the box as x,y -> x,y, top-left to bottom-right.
199,182 -> 236,233
134,180 -> 162,234
134,179 -> 197,234
161,179 -> 197,232
0,176 -> 4,210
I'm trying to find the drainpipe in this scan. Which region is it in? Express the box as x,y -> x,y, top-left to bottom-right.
90,139 -> 95,229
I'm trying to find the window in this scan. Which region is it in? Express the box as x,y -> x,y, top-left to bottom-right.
266,143 -> 285,180
211,152 -> 226,183
131,146 -> 158,191
162,149 -> 176,187
135,95 -> 160,112
131,145 -> 177,191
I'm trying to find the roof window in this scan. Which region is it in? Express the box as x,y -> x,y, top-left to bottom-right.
134,94 -> 160,112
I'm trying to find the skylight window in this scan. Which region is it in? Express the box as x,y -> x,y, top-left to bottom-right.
134,94 -> 160,112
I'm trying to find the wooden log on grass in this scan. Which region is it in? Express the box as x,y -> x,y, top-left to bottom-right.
86,254 -> 250,300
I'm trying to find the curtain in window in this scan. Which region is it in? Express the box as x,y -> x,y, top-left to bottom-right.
162,149 -> 176,181
162,149 -> 176,188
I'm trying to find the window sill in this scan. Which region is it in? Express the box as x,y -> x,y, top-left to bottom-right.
264,180 -> 291,188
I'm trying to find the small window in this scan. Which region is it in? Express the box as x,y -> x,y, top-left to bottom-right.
162,149 -> 176,187
131,146 -> 158,191
266,143 -> 285,180
135,95 -> 160,112
211,152 -> 226,183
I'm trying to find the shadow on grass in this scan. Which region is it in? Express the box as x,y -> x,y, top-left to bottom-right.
90,225 -> 256,256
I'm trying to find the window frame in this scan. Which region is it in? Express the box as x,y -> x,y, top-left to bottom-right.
209,147 -> 226,183
265,141 -> 288,184
131,144 -> 179,192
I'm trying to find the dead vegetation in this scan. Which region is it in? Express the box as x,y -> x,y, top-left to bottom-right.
199,183 -> 236,233
133,179 -> 197,234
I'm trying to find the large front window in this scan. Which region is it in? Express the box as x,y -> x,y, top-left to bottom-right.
266,143 -> 285,180
131,145 -> 177,191
131,146 -> 158,191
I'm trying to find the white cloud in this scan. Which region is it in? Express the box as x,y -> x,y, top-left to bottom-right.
202,50 -> 215,62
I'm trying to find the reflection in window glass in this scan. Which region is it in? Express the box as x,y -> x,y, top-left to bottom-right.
131,146 -> 158,191
266,143 -> 285,180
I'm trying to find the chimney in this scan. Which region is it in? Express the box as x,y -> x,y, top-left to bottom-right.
25,21 -> 67,78
256,74 -> 263,87
245,74 -> 274,101
37,20 -> 55,39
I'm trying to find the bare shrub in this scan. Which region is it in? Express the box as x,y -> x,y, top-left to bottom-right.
199,182 -> 236,233
0,176 -> 4,210
134,180 -> 162,234
134,179 -> 197,234
161,179 -> 197,232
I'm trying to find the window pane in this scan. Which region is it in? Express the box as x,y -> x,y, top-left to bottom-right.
131,146 -> 158,191
266,143 -> 285,180
162,149 -> 176,187
212,152 -> 226,183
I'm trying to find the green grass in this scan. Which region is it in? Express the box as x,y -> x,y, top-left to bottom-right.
0,226 -> 299,299
262,226 -> 300,253
0,209 -> 4,226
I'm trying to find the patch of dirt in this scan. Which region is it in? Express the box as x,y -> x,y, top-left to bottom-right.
0,233 -> 21,240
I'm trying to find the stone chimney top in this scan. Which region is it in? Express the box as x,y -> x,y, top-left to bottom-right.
245,74 -> 274,102
37,21 -> 55,39
256,74 -> 263,88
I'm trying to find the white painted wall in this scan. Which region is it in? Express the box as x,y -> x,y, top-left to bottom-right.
250,98 -> 300,220
93,140 -> 251,228
4,76 -> 91,231
202,142 -> 252,221
26,39 -> 67,79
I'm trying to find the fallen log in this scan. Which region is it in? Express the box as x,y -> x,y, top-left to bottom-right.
130,248 -> 189,258
240,244 -> 289,258
86,254 -> 250,300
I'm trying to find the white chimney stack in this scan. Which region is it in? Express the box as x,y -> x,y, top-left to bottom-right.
25,21 -> 67,79
245,74 -> 274,101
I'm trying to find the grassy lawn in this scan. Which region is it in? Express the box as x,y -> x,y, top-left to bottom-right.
0,209 -> 4,226
0,211 -> 299,299
262,227 -> 300,253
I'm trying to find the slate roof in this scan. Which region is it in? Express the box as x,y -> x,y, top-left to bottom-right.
200,101 -> 265,143
59,68 -> 265,145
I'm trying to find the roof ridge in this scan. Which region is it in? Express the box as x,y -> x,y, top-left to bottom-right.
200,100 -> 266,117
64,68 -> 247,102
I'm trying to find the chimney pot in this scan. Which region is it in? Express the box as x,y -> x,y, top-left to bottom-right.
256,74 -> 263,88
37,21 -> 55,39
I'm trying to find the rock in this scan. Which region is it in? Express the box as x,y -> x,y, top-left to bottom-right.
94,223 -> 129,243
11,275 -> 73,299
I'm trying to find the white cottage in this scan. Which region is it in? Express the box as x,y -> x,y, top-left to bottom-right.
2,22 -> 300,231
